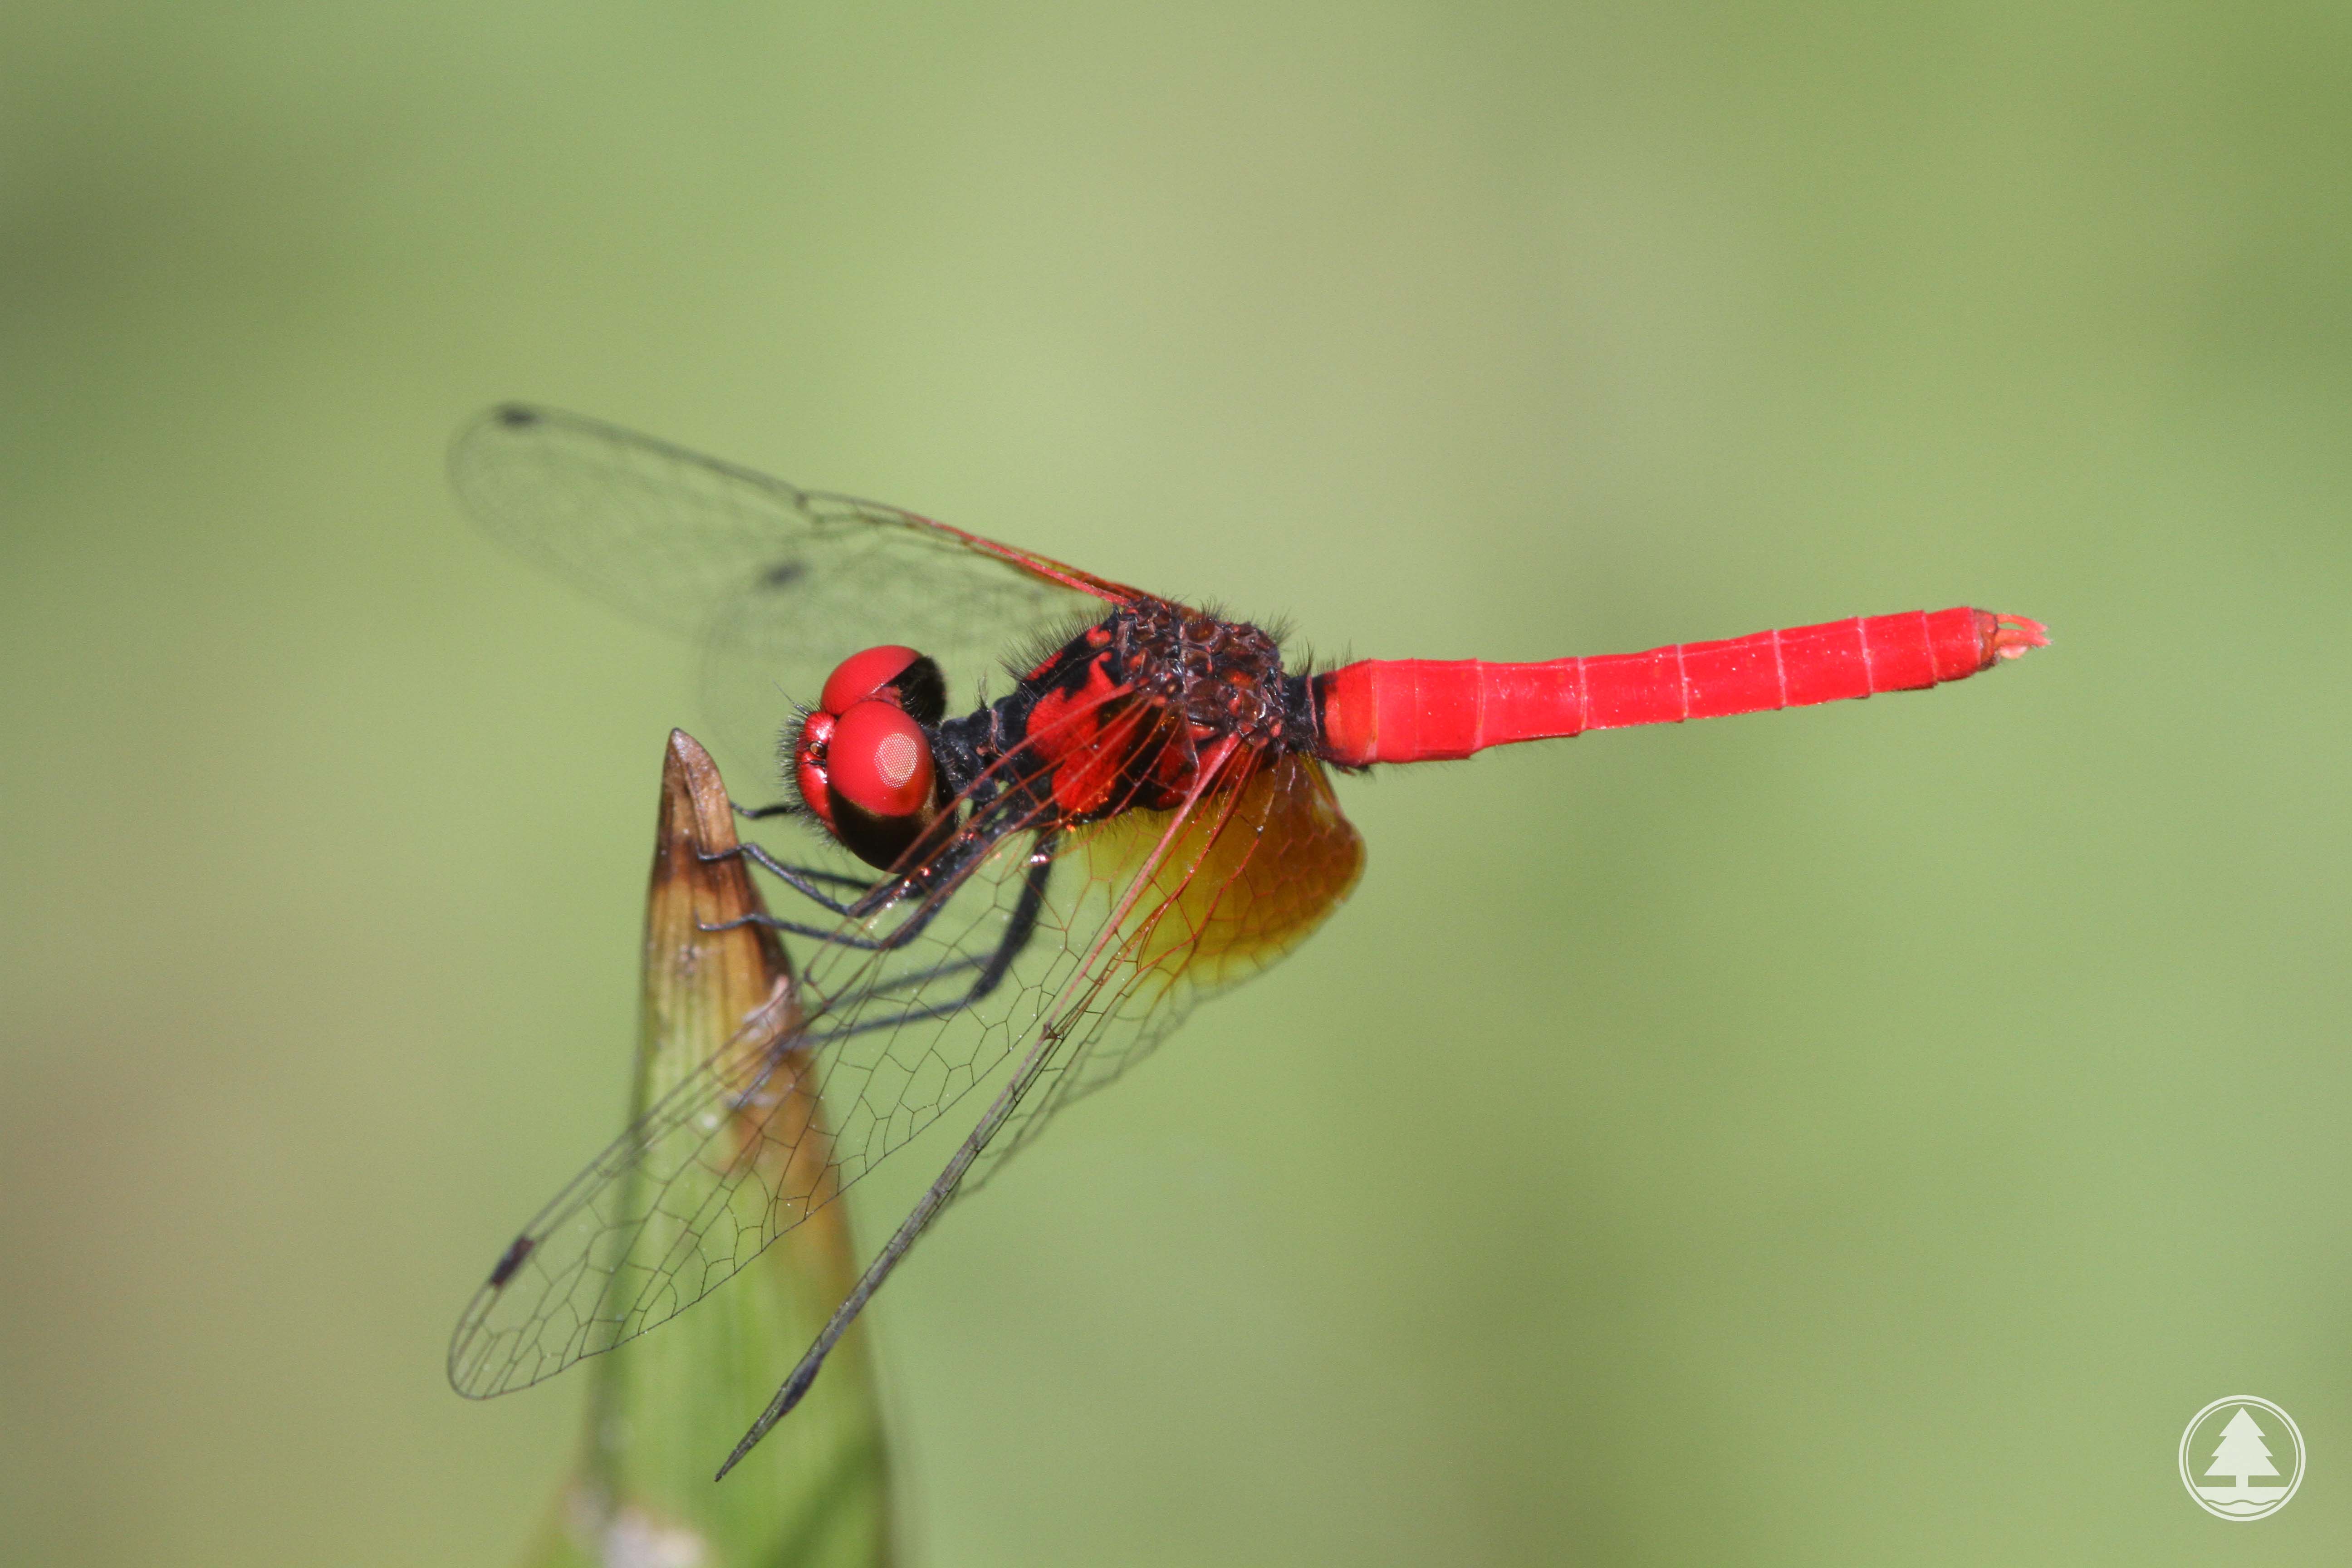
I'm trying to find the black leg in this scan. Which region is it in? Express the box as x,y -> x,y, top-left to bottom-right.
866,950 -> 989,998
805,839 -> 1054,1043
701,911 -> 907,950
703,871 -> 956,952
703,840 -> 878,916
709,799 -> 1049,969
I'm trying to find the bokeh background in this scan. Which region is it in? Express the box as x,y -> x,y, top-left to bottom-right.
4,4 -> 2346,1563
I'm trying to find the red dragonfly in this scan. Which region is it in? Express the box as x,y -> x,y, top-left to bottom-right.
447,405 -> 2046,1477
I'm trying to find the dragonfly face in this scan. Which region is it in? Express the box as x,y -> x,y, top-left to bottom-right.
792,645 -> 951,870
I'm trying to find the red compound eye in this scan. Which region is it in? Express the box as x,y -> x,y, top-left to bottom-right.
820,645 -> 922,716
793,709 -> 839,829
827,699 -> 935,821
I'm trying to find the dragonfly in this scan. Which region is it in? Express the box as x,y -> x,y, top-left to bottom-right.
446,404 -> 2047,1478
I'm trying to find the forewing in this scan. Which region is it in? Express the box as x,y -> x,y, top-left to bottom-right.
451,404 -> 1126,771
453,692 -> 1364,1398
447,771 -> 1068,1399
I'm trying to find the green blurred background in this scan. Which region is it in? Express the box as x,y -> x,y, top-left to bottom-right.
4,3 -> 2346,1563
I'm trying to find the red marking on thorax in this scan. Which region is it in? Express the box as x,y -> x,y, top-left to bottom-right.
1026,655 -> 1131,816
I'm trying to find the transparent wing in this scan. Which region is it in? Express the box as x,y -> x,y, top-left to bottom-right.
450,696 -> 1361,1400
962,748 -> 1365,1195
451,404 -> 1130,775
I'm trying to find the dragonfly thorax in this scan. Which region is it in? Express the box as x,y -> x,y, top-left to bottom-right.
1119,599 -> 1304,746
945,603 -> 1318,826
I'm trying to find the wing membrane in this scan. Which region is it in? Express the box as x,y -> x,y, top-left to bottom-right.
451,684 -> 1360,1399
965,748 -> 1365,1191
451,405 -> 1125,772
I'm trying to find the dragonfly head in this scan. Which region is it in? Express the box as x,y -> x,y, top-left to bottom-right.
793,645 -> 950,869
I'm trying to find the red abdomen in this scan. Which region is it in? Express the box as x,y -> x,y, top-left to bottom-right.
1313,607 -> 2046,767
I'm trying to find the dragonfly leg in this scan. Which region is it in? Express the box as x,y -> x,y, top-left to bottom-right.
860,950 -> 988,1000
704,911 -> 889,945
707,841 -> 877,912
832,849 -> 1051,1002
804,845 -> 1051,1037
714,840 -> 1063,1483
731,844 -> 877,897
701,872 -> 949,951
713,811 -> 1052,985
733,800 -> 804,823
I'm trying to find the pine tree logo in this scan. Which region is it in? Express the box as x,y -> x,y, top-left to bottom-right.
2179,1396 -> 2304,1521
